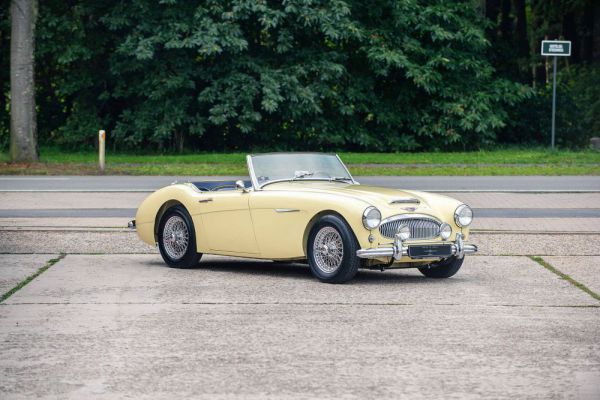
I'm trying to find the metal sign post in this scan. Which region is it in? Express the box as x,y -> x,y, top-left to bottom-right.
541,40 -> 571,149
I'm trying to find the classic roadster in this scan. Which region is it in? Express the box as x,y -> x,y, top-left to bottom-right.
131,153 -> 477,283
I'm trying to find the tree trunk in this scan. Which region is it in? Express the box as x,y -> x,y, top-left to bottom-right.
485,0 -> 501,23
10,0 -> 38,163
499,0 -> 512,41
513,0 -> 528,58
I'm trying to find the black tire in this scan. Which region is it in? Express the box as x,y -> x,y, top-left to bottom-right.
418,256 -> 463,278
157,205 -> 202,268
307,215 -> 360,284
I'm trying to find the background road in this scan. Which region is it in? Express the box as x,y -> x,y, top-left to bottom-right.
1,176 -> 599,220
1,175 -> 600,192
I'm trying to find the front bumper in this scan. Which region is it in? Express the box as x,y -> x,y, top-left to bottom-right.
356,233 -> 477,261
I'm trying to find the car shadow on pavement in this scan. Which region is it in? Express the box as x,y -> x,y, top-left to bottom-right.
144,258 -> 461,285
354,269 -> 467,286
200,260 -> 313,279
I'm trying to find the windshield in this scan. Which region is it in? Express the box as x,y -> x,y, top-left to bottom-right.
249,153 -> 355,188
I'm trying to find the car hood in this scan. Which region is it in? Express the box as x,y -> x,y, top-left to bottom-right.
263,181 -> 463,219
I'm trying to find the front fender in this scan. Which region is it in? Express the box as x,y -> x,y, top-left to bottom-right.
249,190 -> 373,259
135,184 -> 204,246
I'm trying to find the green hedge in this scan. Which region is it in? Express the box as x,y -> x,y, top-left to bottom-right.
1,1 -> 596,152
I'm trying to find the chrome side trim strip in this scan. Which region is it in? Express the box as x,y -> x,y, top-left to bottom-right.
275,208 -> 300,213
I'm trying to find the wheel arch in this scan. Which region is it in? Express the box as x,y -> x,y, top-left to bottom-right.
302,210 -> 357,256
154,200 -> 185,241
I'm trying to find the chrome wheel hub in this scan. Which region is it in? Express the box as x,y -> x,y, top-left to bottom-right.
313,226 -> 344,273
162,215 -> 189,260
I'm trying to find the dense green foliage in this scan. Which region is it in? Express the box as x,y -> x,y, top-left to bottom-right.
501,64 -> 600,147
485,0 -> 599,149
1,1 -> 598,152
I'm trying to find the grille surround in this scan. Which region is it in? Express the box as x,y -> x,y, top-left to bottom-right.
378,215 -> 441,240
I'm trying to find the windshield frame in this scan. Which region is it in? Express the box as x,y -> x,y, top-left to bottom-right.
246,153 -> 358,190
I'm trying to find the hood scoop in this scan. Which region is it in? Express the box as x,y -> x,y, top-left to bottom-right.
389,197 -> 421,205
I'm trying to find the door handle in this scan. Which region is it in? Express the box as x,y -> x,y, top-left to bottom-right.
198,198 -> 213,203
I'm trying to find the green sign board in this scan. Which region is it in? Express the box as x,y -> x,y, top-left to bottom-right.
541,40 -> 571,149
541,40 -> 571,56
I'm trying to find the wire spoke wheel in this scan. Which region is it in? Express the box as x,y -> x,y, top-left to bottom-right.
162,215 -> 189,260
312,226 -> 344,273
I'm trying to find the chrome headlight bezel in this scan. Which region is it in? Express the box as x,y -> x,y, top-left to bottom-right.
454,204 -> 473,227
362,206 -> 382,230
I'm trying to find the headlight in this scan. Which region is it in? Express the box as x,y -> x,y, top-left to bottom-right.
454,204 -> 473,227
439,222 -> 452,240
362,206 -> 381,229
396,224 -> 410,240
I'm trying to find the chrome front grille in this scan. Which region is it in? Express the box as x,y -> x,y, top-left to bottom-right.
379,216 -> 441,240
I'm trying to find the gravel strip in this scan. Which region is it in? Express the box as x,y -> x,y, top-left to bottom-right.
1,231 -> 598,256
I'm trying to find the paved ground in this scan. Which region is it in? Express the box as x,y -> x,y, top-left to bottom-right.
1,254 -> 599,399
1,175 -> 600,192
1,179 -> 599,399
1,191 -> 600,220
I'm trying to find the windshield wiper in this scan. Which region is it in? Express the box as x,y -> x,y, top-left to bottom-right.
330,176 -> 352,182
293,170 -> 314,180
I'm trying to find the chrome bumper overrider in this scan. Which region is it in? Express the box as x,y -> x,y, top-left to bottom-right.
356,233 -> 477,260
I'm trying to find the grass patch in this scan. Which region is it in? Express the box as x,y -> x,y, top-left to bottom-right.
1,147 -> 599,165
1,162 -> 598,176
0,147 -> 598,176
349,164 -> 600,176
529,256 -> 600,302
0,253 -> 66,303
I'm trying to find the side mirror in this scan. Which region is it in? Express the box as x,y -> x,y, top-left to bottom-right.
235,180 -> 248,193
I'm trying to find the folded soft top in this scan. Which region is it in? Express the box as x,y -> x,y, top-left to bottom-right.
191,180 -> 251,191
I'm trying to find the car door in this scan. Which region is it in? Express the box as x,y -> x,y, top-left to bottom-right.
197,191 -> 259,255
249,191 -> 311,259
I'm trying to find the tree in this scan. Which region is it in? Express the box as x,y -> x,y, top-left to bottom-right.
10,0 -> 38,162
32,0 -> 528,151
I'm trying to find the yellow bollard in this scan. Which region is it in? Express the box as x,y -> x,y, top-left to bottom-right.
99,130 -> 106,174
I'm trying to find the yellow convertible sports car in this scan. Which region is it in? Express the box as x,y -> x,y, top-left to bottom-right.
131,153 -> 477,283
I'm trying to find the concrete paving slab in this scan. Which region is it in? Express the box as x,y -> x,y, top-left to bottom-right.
1,303 -> 598,399
0,254 -> 56,295
0,192 -> 146,209
476,233 -> 600,256
473,217 -> 600,233
5,255 -> 597,306
544,256 -> 600,297
0,231 -> 156,254
0,218 -> 129,228
2,254 -> 599,399
447,192 -> 600,208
